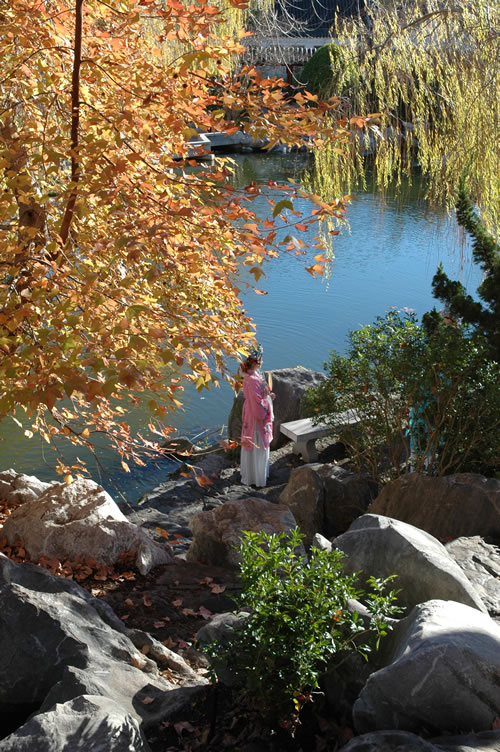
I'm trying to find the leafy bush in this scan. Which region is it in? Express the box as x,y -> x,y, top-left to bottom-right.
300,43 -> 354,99
304,309 -> 499,480
202,528 -> 400,724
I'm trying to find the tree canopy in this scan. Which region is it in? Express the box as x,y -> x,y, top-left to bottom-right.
306,0 -> 500,232
0,0 -> 352,478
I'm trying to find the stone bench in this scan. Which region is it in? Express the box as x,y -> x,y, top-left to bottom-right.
279,410 -> 361,462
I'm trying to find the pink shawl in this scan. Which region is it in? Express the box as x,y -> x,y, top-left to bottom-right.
241,372 -> 273,451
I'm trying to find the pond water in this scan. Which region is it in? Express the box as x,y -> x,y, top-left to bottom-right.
0,153 -> 483,500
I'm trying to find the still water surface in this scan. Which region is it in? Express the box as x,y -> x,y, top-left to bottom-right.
0,154 -> 483,500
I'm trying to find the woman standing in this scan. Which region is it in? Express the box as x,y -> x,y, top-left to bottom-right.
240,345 -> 275,487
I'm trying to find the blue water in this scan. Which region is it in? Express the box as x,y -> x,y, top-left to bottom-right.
0,154 -> 482,500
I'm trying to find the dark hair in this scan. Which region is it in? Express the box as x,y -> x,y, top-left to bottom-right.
240,355 -> 262,375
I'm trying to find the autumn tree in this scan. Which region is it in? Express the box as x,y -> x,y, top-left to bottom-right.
306,0 -> 500,231
0,0 -> 350,477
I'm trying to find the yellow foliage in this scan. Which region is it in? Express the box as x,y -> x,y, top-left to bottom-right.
306,0 -> 499,232
0,0 -> 348,467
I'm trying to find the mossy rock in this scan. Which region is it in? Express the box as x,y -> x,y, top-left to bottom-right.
301,43 -> 354,98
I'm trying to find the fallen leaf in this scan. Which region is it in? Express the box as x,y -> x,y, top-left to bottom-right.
172,598 -> 183,607
142,695 -> 155,705
198,605 -> 212,619
210,583 -> 226,594
143,594 -> 153,607
195,473 -> 213,487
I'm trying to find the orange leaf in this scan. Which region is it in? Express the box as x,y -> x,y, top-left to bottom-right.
195,473 -> 213,487
210,583 -> 226,594
155,527 -> 170,539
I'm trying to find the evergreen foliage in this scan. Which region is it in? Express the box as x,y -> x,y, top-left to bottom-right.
300,43 -> 350,98
424,178 -> 500,362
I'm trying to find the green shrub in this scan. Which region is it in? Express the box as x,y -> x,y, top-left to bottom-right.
202,528 -> 400,724
304,310 -> 499,480
300,43 -> 353,99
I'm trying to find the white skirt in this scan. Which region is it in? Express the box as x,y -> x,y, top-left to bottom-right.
240,397 -> 273,487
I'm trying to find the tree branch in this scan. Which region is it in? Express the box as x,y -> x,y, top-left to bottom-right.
59,0 -> 84,245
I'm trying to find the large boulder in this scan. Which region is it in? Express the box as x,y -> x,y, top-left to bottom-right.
341,730 -> 500,752
1,478 -> 172,575
445,536 -> 500,620
353,599 -> 500,735
369,473 -> 500,541
228,366 -> 325,450
340,730 -> 441,752
0,695 -> 148,752
333,514 -> 486,613
186,497 -> 299,568
433,731 -> 500,751
0,468 -> 52,506
279,465 -> 324,547
0,553 -> 210,745
279,463 -> 378,546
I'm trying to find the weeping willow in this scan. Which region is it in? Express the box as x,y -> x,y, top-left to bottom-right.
142,0 -> 276,69
306,0 -> 500,233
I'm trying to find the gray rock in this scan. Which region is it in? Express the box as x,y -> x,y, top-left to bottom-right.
446,536 -> 500,619
228,391 -> 244,446
369,473 -> 500,541
0,694 -> 149,752
334,514 -> 486,613
126,628 -> 205,684
2,478 -> 172,575
341,730 -> 500,752
196,612 -> 250,687
353,599 -> 500,735
186,497 -> 300,568
0,468 -> 52,506
228,366 -> 325,450
433,730 -> 500,751
268,367 -> 326,449
311,533 -> 332,551
340,730 -> 440,751
196,611 -> 249,647
0,553 -> 176,724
